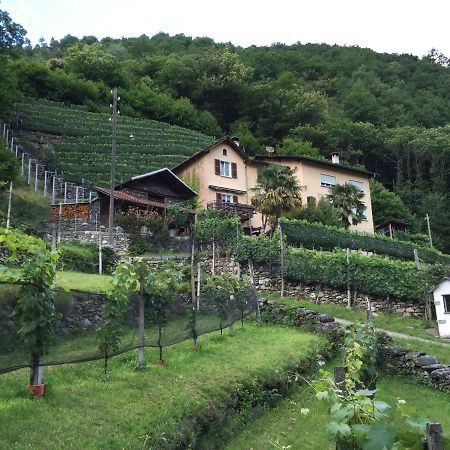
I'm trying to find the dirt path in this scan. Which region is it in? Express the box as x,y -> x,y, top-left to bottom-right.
334,317 -> 450,347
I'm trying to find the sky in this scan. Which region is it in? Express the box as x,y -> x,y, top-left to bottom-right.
3,0 -> 450,57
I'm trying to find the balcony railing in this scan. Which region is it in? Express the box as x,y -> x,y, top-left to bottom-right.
207,201 -> 255,220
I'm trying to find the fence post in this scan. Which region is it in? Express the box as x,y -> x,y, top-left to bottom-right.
413,248 -> 421,270
426,423 -> 443,450
346,248 -> 351,308
6,181 -> 13,229
278,223 -> 285,297
21,152 -> 25,176
137,267 -> 146,367
98,228 -> 103,275
34,163 -> 39,191
334,366 -> 347,398
190,226 -> 199,350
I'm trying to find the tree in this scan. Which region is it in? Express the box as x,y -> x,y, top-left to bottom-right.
276,137 -> 324,159
369,180 -> 412,225
251,164 -> 302,231
0,8 -> 28,52
329,183 -> 366,228
287,197 -> 342,227
0,144 -> 18,189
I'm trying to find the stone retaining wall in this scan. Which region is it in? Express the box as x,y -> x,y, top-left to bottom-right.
200,256 -> 425,317
261,299 -> 450,392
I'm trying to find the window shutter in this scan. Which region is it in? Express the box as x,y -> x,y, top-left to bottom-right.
233,195 -> 238,203
231,162 -> 237,178
216,192 -> 222,202
215,159 -> 220,175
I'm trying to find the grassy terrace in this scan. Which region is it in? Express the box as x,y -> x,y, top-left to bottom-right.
262,292 -> 441,341
225,369 -> 450,450
55,270 -> 111,293
0,323 -> 325,449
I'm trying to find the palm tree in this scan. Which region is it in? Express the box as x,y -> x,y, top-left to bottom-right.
329,183 -> 366,228
251,164 -> 302,231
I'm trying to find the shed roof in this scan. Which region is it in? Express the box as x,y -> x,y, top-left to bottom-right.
430,277 -> 450,293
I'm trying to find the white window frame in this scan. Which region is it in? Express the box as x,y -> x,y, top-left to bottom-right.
348,179 -> 364,193
220,160 -> 231,177
320,173 -> 336,188
221,194 -> 234,203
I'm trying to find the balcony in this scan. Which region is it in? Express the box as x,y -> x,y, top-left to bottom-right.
207,201 -> 255,221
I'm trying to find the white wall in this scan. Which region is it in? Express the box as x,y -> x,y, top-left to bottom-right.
433,279 -> 450,338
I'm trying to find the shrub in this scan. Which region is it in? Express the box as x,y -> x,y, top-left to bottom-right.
281,218 -> 450,265
285,247 -> 446,301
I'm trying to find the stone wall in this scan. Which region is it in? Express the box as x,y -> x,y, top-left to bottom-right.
200,256 -> 425,317
380,346 -> 450,391
261,299 -> 450,392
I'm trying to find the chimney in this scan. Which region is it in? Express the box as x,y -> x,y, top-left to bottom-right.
231,136 -> 240,147
331,152 -> 340,164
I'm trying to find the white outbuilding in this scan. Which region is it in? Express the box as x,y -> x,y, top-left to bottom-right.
431,277 -> 450,338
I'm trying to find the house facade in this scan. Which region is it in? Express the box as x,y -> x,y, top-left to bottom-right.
431,278 -> 450,338
253,154 -> 375,233
173,137 -> 375,233
172,137 -> 262,232
94,168 -> 196,222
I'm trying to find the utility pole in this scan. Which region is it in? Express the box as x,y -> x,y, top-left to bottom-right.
108,87 -> 118,245
425,213 -> 433,248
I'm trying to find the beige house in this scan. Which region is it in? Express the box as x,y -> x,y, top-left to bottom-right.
254,154 -> 375,233
173,137 -> 374,233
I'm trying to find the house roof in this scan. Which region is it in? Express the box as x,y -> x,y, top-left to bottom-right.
116,167 -> 197,196
252,155 -> 375,177
172,136 -> 250,173
430,277 -> 450,293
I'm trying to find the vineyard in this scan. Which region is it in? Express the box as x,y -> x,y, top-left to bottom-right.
16,99 -> 214,187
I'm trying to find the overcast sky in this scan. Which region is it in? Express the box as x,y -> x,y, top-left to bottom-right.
3,0 -> 450,57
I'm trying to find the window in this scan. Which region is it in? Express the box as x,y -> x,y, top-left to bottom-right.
220,161 -> 231,177
444,295 -> 450,313
320,173 -> 336,188
223,148 -> 227,156
221,194 -> 234,203
307,196 -> 317,206
215,159 -> 237,178
352,205 -> 367,220
347,180 -> 364,193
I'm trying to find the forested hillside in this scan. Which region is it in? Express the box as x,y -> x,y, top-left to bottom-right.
1,8 -> 449,250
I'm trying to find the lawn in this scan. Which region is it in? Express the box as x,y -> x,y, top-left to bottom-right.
225,366 -> 450,450
0,323 -> 325,449
55,270 -> 111,293
262,292 -> 441,341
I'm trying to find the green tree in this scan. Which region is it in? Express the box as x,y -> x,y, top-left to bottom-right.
276,137 -> 324,159
369,180 -> 412,225
287,197 -> 342,227
0,143 -> 18,188
0,8 -> 28,52
251,164 -> 302,230
329,183 -> 366,228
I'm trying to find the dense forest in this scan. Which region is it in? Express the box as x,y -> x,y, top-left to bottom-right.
1,8 -> 449,251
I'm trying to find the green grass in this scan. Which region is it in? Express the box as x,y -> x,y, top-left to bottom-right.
225,365 -> 450,450
55,271 -> 111,293
262,292 -> 440,341
0,323 -> 325,449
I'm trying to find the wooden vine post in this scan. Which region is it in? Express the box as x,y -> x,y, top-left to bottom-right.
278,223 -> 285,297
191,221 -> 199,350
426,423 -> 444,450
137,264 -> 146,368
248,258 -> 261,323
346,248 -> 351,308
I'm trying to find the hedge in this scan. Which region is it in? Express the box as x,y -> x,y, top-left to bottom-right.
281,218 -> 450,265
58,241 -> 117,274
285,248 -> 445,301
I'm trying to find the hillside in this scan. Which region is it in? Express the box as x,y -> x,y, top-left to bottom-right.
15,99 -> 213,187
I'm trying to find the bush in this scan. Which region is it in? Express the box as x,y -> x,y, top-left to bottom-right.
58,241 -> 117,274
285,247 -> 446,301
281,218 -> 450,265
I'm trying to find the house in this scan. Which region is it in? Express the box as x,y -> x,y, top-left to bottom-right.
93,168 -> 196,223
375,220 -> 409,238
172,136 -> 375,233
431,277 -> 450,338
253,153 -> 375,233
172,136 -> 262,233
